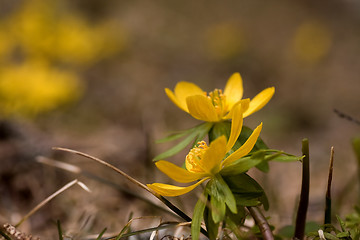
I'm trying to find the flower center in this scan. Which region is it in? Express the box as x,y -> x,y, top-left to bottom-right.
207,89 -> 228,118
185,141 -> 208,173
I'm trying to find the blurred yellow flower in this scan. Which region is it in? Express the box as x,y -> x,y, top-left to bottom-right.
4,0 -> 126,66
165,73 -> 274,122
0,0 -> 127,119
293,20 -> 332,64
206,23 -> 247,60
0,61 -> 83,117
147,104 -> 262,196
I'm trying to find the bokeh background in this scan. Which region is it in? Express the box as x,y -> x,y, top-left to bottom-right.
0,0 -> 359,238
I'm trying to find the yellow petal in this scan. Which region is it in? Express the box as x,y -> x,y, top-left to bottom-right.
186,95 -> 219,122
224,73 -> 243,110
222,123 -> 263,167
243,87 -> 275,118
202,136 -> 227,174
223,98 -> 250,120
147,178 -> 209,197
166,81 -> 204,112
226,104 -> 243,152
155,160 -> 207,183
165,88 -> 188,112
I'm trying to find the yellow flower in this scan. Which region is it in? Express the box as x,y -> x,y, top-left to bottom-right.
0,61 -> 83,117
147,104 -> 262,196
165,72 -> 274,122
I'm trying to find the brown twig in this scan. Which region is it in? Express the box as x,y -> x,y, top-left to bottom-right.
247,206 -> 274,240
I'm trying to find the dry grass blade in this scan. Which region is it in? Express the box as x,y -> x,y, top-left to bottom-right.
52,147 -> 156,196
53,147 -> 208,237
15,179 -> 90,228
37,155 -> 180,219
36,156 -> 82,173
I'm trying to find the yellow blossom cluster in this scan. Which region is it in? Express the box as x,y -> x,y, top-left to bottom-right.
0,0 -> 127,118
0,61 -> 83,117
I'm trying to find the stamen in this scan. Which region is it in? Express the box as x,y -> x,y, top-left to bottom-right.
185,141 -> 208,173
207,89 -> 227,118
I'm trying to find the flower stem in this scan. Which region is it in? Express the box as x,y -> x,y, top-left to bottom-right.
294,138 -> 310,240
247,206 -> 274,240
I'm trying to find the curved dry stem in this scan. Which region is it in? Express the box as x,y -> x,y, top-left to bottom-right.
53,147 -> 156,196
53,147 -> 208,237
16,179 -> 82,227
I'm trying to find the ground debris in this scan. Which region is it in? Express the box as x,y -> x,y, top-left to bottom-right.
0,223 -> 40,240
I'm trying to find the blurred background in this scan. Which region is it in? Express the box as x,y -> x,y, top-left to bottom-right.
0,0 -> 359,238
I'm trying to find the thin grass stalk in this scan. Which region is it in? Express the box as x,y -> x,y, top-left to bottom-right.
57,220 -> 64,240
96,228 -> 107,240
324,147 -> 334,225
53,147 -> 209,238
37,156 -> 178,219
294,138 -> 310,240
0,229 -> 11,240
15,179 -> 80,228
247,206 -> 274,240
103,222 -> 189,240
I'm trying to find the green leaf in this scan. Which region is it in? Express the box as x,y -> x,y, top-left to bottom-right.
206,175 -> 237,223
225,211 -> 246,239
324,232 -> 341,240
222,148 -> 302,176
278,225 -> 294,238
193,124 -> 212,144
336,232 -> 350,238
153,131 -> 198,161
223,173 -> 262,193
210,194 -> 226,224
233,193 -> 262,206
156,130 -> 193,143
265,151 -> 303,162
304,222 -> 321,233
216,175 -> 237,214
336,215 -> 346,232
221,150 -> 301,176
208,121 -> 232,142
192,190 -> 208,240
223,173 -> 269,210
153,122 -> 213,161
204,204 -> 220,240
256,161 -> 270,172
220,156 -> 263,175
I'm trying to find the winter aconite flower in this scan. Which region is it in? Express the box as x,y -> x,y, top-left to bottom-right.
147,104 -> 262,196
0,61 -> 83,117
165,72 -> 274,122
